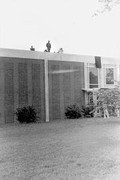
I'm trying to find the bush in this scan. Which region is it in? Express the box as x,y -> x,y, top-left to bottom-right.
15,106 -> 37,123
81,105 -> 95,118
65,104 -> 82,119
97,88 -> 120,116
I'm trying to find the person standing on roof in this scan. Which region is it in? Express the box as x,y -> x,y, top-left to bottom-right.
46,40 -> 51,52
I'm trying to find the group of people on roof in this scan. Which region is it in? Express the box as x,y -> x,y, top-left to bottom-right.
30,40 -> 63,53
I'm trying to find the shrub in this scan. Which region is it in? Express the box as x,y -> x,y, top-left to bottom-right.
96,88 -> 120,116
81,105 -> 95,117
15,106 -> 37,123
65,104 -> 82,119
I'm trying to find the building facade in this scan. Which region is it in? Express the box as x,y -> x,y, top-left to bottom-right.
0,48 -> 120,123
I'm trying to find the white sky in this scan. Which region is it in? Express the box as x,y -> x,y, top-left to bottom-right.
0,0 -> 120,58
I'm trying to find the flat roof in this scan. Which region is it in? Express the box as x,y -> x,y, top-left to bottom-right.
0,48 -> 119,64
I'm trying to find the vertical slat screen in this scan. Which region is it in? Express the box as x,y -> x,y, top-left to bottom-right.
4,62 -> 14,123
18,63 -> 28,107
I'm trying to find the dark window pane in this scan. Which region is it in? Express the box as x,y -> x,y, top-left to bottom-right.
89,67 -> 98,88
90,84 -> 98,88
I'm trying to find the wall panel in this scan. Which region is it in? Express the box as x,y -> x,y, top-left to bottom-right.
49,61 -> 84,121
73,65 -> 84,105
4,62 -> 14,123
49,64 -> 61,120
18,63 -> 28,107
62,65 -> 71,109
32,64 -> 41,119
0,57 -> 45,124
31,61 -> 45,121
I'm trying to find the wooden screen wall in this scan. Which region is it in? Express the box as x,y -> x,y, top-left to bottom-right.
0,57 -> 45,123
49,61 -> 85,121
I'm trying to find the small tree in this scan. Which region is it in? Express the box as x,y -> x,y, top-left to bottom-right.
97,87 -> 120,116
93,0 -> 120,16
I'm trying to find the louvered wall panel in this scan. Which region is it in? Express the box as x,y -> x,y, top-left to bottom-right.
49,61 -> 84,120
73,65 -> 84,105
18,63 -> 28,107
4,62 -> 14,123
32,64 -> 41,120
62,65 -> 71,109
50,65 -> 61,120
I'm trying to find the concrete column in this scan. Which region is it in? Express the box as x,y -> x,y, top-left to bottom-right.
44,59 -> 49,122
59,64 -> 64,119
0,62 -> 5,124
117,64 -> 119,82
84,62 -> 87,89
84,63 -> 88,105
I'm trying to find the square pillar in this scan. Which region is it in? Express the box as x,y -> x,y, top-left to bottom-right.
44,59 -> 49,122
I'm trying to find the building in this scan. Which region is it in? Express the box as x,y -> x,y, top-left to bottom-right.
0,48 -> 120,124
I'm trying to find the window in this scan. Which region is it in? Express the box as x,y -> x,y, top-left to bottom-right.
86,63 -> 100,89
106,68 -> 114,84
89,67 -> 98,88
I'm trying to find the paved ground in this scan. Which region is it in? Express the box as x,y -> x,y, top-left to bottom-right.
0,118 -> 120,179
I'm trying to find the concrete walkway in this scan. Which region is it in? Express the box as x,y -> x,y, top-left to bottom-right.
0,118 -> 120,179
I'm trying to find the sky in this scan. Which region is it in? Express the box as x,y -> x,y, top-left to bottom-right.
0,0 -> 120,58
